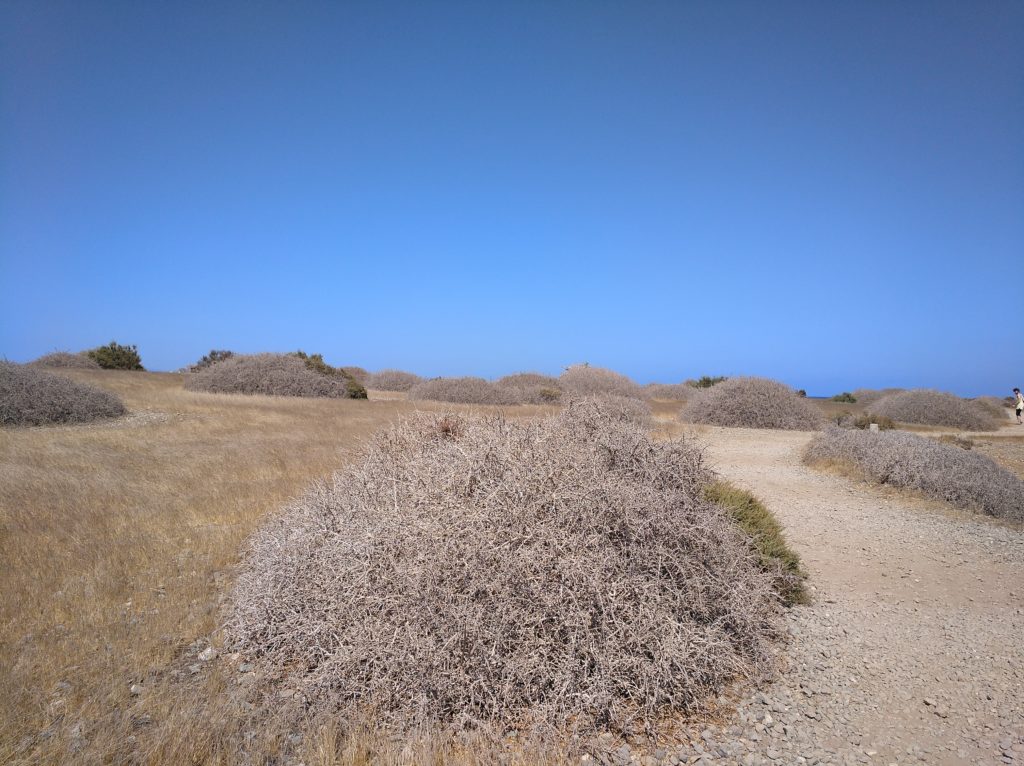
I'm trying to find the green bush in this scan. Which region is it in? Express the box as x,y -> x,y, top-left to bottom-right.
830,392 -> 856,403
86,341 -> 144,370
190,349 -> 234,371
704,481 -> 807,605
687,375 -> 727,389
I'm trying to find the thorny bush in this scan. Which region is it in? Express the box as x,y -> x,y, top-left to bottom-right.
228,399 -> 785,742
185,353 -> 365,399
681,377 -> 822,430
867,389 -> 1002,431
1,361 -> 126,426
805,427 -> 1024,522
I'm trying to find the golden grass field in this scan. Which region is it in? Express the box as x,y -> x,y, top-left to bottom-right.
0,371 -> 565,765
1,373 -> 1019,765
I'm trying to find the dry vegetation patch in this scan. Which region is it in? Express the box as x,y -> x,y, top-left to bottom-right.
494,372 -> 563,404
0,371 -> 416,765
559,365 -> 643,399
642,383 -> 693,401
0,362 -> 126,426
28,351 -> 100,369
228,399 -> 783,743
366,369 -> 423,392
850,387 -> 905,406
971,396 -> 1011,423
681,377 -> 822,431
407,376 -> 517,405
185,353 -> 364,399
867,389 -> 1001,431
805,427 -> 1024,522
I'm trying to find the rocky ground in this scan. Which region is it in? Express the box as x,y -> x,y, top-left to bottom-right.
594,426 -> 1023,766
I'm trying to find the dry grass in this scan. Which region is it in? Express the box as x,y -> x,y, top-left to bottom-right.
0,371 -> 581,765
0,371 -> 412,764
0,370 -> 798,764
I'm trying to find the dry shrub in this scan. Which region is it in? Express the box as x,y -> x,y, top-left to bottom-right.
559,365 -> 642,399
680,377 -> 822,430
0,361 -> 126,426
228,400 -> 782,742
494,372 -> 563,404
367,369 -> 423,392
340,366 -> 370,385
867,389 -> 1000,431
580,393 -> 652,426
642,383 -> 693,401
28,351 -> 100,369
184,353 -> 363,399
850,387 -> 905,406
971,396 -> 1011,422
805,427 -> 1024,522
408,376 -> 517,405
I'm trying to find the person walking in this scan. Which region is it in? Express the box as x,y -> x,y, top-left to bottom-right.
1015,388 -> 1024,424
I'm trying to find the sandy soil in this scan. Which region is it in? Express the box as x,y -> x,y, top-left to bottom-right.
691,425 -> 1024,766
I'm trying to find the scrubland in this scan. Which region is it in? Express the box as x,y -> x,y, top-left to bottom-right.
0,371 -> 479,764
1,368 -> 1021,766
805,427 -> 1024,522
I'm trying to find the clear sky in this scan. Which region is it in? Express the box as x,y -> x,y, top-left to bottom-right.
1,1 -> 1021,396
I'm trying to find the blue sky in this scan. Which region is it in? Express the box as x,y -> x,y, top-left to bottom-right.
1,1 -> 1021,396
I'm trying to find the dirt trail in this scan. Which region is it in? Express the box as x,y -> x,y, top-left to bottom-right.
699,426 -> 1024,766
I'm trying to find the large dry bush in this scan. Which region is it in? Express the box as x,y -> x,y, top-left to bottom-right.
680,377 -> 822,430
867,389 -> 1000,431
228,400 -> 782,741
559,364 -> 642,399
642,382 -> 693,401
408,376 -> 517,405
185,353 -> 363,399
366,369 -> 422,391
581,393 -> 652,426
494,372 -> 563,404
971,396 -> 1011,423
28,351 -> 100,369
0,361 -> 126,426
805,427 -> 1024,523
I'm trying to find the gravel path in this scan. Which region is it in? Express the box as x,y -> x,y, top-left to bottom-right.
686,426 -> 1024,766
